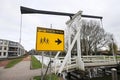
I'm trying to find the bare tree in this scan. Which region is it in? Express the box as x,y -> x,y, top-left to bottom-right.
70,19 -> 113,55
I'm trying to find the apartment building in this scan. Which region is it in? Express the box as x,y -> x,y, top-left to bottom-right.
0,39 -> 25,58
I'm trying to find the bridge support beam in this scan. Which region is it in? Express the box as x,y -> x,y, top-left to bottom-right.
58,11 -> 85,74
68,26 -> 71,64
88,69 -> 92,78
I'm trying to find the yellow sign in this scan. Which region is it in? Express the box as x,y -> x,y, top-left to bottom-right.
36,27 -> 64,51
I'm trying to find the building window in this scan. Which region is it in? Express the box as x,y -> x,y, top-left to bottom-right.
0,52 -> 1,56
9,42 -> 17,46
4,41 -> 7,45
0,40 -> 3,44
3,52 -> 6,56
4,47 -> 7,50
0,46 -> 2,50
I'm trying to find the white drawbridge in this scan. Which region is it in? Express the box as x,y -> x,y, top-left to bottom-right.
52,11 -> 117,74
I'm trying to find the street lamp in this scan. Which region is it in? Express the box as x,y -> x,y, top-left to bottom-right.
19,15 -> 22,44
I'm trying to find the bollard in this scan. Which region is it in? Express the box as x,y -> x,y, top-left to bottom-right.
111,68 -> 118,80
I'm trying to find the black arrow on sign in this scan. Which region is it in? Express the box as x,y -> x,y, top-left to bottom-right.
55,38 -> 62,45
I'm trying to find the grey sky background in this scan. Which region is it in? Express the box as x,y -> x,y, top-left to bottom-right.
0,0 -> 120,50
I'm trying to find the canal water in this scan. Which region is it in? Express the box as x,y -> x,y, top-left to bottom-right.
90,74 -> 120,80
66,74 -> 120,80
65,69 -> 120,80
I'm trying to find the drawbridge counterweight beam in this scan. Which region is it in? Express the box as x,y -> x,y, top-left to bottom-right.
20,6 -> 103,19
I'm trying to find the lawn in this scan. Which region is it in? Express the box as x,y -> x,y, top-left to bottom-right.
31,56 -> 42,69
5,58 -> 22,68
33,74 -> 60,80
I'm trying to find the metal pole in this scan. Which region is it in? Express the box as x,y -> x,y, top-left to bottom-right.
50,24 -> 52,80
111,68 -> 118,80
19,14 -> 22,44
41,51 -> 44,80
50,51 -> 52,80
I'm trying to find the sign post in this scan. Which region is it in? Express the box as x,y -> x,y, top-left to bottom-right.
36,27 -> 64,80
41,51 -> 44,80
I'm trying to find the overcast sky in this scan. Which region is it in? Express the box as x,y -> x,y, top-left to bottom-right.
0,0 -> 120,51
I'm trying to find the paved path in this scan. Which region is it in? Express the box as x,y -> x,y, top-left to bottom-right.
22,56 -> 31,61
0,56 -> 43,80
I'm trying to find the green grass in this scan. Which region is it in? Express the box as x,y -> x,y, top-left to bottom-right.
116,55 -> 120,59
33,74 -> 60,80
31,56 -> 42,69
5,58 -> 22,68
45,74 -> 60,80
33,76 -> 41,80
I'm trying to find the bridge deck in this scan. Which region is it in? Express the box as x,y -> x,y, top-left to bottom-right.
54,55 -> 117,73
82,56 -> 117,67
